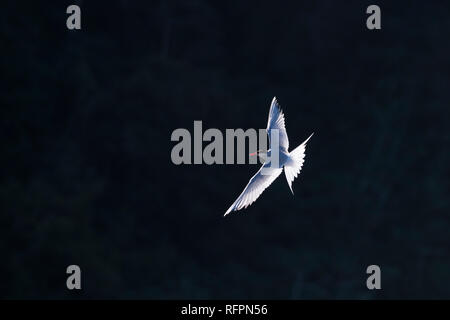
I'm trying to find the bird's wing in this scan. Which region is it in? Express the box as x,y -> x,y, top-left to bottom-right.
266,97 -> 289,151
224,164 -> 283,216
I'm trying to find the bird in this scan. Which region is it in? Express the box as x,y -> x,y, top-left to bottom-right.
224,97 -> 313,216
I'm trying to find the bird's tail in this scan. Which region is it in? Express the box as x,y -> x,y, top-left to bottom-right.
284,133 -> 314,194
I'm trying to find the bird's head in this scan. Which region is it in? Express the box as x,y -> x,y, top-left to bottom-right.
249,149 -> 270,157
250,149 -> 264,157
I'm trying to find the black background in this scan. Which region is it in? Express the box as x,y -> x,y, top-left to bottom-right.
1,0 -> 449,299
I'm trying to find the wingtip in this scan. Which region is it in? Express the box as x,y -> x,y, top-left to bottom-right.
270,97 -> 283,114
271,96 -> 279,106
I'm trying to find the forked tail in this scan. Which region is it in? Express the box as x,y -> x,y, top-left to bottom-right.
284,133 -> 314,194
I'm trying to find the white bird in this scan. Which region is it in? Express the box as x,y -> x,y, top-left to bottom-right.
224,97 -> 313,216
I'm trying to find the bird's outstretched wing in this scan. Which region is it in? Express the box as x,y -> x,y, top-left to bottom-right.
267,97 -> 289,151
224,164 -> 283,216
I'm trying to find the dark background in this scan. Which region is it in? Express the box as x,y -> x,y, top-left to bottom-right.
1,0 -> 449,299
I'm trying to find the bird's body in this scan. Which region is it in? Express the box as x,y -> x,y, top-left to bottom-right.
224,97 -> 313,216
255,149 -> 294,167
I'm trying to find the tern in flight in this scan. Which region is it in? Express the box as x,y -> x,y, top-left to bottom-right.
224,97 -> 313,216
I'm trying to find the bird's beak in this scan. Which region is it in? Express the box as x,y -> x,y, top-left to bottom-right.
249,152 -> 257,156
